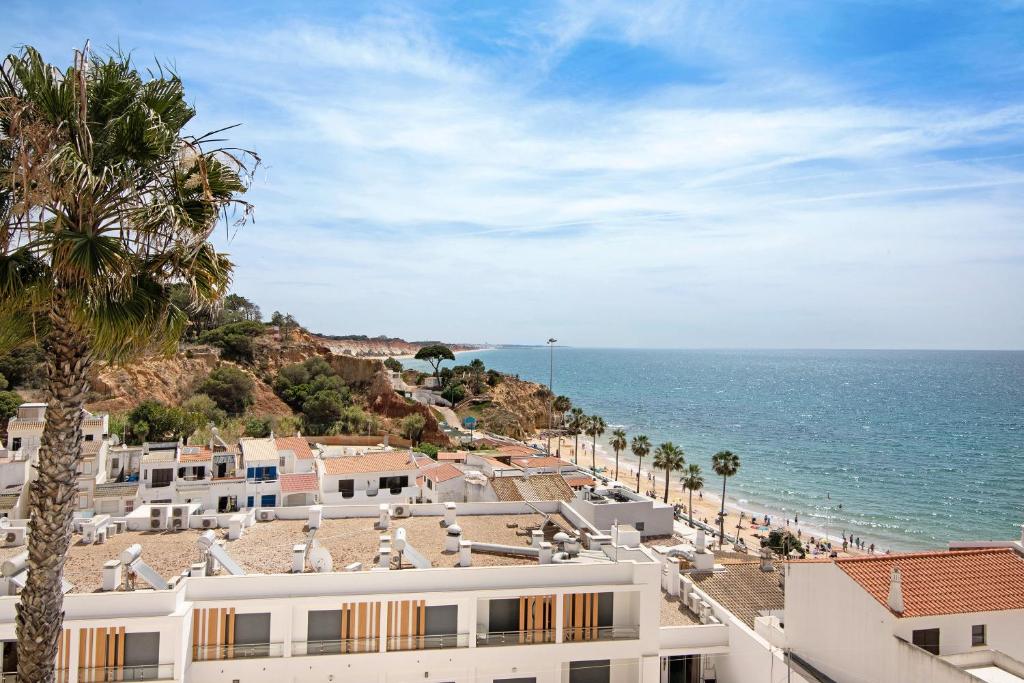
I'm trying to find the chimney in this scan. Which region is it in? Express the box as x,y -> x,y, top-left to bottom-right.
292,544 -> 307,573
760,547 -> 774,572
538,541 -> 552,565
376,504 -> 390,530
887,566 -> 904,614
695,530 -> 706,553
443,502 -> 457,527
190,562 -> 206,578
378,548 -> 392,569
531,530 -> 544,548
308,505 -> 322,530
444,525 -> 462,553
102,560 -> 123,592
458,540 -> 472,567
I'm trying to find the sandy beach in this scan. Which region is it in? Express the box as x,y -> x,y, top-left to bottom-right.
536,434 -> 868,558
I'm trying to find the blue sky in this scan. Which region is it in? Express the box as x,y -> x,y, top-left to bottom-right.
4,1 -> 1024,349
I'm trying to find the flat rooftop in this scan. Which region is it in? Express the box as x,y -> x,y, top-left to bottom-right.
50,512 -> 581,593
660,593 -> 701,626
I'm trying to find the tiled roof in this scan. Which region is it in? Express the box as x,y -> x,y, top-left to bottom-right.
280,472 -> 319,494
469,455 -> 519,470
490,474 -> 575,502
420,463 -> 464,484
7,420 -> 44,434
323,451 -> 418,475
239,438 -> 279,464
81,440 -> 103,455
437,451 -> 468,461
832,548 -> 1024,618
511,456 -> 573,470
497,444 -> 541,457
563,475 -> 595,488
689,562 -> 785,628
179,446 -> 213,463
94,482 -> 139,498
275,436 -> 314,460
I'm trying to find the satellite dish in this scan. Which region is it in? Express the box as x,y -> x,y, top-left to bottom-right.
309,546 -> 333,573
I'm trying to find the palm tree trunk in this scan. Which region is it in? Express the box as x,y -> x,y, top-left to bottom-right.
17,303 -> 93,683
688,489 -> 694,528
614,449 -> 619,481
663,467 -> 670,503
635,457 -> 642,493
592,435 -> 597,473
573,434 -> 579,465
719,477 -> 727,544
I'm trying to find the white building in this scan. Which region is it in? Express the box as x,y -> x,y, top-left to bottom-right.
320,451 -> 421,505
784,545 -> 1024,683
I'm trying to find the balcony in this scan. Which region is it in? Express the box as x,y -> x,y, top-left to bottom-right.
564,625 -> 639,643
292,638 -> 379,656
477,629 -> 555,647
192,642 -> 283,661
387,633 -> 469,651
176,477 -> 210,490
78,664 -> 174,681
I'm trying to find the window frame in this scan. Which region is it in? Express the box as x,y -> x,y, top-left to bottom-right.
971,624 -> 986,647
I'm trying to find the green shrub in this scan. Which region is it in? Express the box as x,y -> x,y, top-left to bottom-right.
181,394 -> 227,426
414,443 -> 439,459
383,357 -> 403,372
197,366 -> 255,416
198,320 -> 265,362
125,400 -> 205,444
244,416 -> 273,438
0,346 -> 46,388
0,391 -> 21,437
400,413 -> 427,443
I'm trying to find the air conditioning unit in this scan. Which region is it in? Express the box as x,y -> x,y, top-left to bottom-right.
148,504 -> 170,530
172,507 -> 184,517
170,518 -> 184,530
150,519 -> 162,530
391,505 -> 411,519
201,517 -> 217,529
2,527 -> 26,547
258,510 -> 275,522
150,507 -> 162,518
171,505 -> 192,530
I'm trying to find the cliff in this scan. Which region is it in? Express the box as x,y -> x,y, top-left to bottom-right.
457,375 -> 552,440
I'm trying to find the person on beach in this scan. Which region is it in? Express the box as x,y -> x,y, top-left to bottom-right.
869,543 -> 875,554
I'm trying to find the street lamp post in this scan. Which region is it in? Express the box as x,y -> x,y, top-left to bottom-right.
547,337 -> 557,454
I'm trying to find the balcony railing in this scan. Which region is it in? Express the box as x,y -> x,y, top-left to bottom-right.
292,638 -> 379,656
563,625 -> 639,642
387,633 -> 469,651
78,664 -> 174,681
476,629 -> 555,646
192,642 -> 283,661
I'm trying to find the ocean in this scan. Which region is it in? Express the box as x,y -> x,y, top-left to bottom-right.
407,347 -> 1024,551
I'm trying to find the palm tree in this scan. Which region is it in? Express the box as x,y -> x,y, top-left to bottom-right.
585,415 -> 606,473
711,450 -> 741,545
680,463 -> 704,527
0,46 -> 255,682
652,443 -> 685,503
552,395 -> 572,426
630,435 -> 651,493
566,408 -> 586,464
609,428 -> 627,482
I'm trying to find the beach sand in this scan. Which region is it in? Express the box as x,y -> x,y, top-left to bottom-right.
537,434 -> 866,558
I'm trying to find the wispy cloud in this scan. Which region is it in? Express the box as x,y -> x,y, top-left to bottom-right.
3,0 -> 1023,348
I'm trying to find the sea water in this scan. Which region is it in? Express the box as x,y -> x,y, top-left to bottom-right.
408,348 -> 1024,551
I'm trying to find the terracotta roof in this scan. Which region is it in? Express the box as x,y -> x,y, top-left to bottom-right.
275,436 -> 314,460
490,474 -> 575,502
497,444 -> 541,457
323,451 -> 418,475
279,472 -> 319,494
420,463 -> 464,484
239,438 -> 279,464
7,420 -> 44,433
141,450 -> 176,464
832,548 -> 1024,618
469,455 -> 519,470
81,440 -> 103,455
511,456 -> 573,470
689,562 -> 785,628
437,451 -> 468,462
94,482 -> 139,498
179,446 -> 213,463
563,475 -> 595,488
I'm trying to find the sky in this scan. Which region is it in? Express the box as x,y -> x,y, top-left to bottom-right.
4,1 -> 1024,349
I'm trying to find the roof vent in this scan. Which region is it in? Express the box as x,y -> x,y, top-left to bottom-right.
887,566 -> 904,614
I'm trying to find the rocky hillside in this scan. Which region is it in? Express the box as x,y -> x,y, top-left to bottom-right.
456,375 -> 552,440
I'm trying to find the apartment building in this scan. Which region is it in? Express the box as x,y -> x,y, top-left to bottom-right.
0,501 -> 744,683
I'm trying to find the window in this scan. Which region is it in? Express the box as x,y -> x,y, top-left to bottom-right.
912,628 -> 940,655
972,624 -> 986,646
307,610 -> 343,653
82,462 -> 92,475
634,521 -> 645,532
379,475 -> 409,493
10,438 -> 20,451
78,495 -> 89,509
84,434 -> 94,441
339,480 -> 354,498
424,605 -> 459,648
569,660 -> 610,683
260,494 -> 276,508
234,613 -> 272,657
488,598 -> 521,634
124,632 -> 160,678
111,458 -> 120,470
246,496 -> 255,509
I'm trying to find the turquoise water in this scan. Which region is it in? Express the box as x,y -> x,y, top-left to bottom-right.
410,348 -> 1024,551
